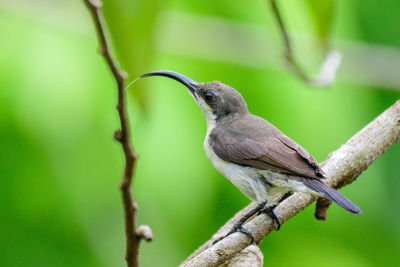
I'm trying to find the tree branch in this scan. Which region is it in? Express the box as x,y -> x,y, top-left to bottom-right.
270,0 -> 341,86
181,99 -> 400,267
314,197 -> 332,220
219,245 -> 263,267
84,1 -> 150,266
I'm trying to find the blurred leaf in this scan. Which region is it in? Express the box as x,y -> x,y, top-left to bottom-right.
304,0 -> 335,46
101,0 -> 166,111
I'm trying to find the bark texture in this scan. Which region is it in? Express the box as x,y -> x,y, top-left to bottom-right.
219,245 -> 263,267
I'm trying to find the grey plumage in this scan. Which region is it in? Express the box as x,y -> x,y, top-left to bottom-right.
209,115 -> 325,179
302,178 -> 361,213
208,109 -> 361,213
136,71 -> 362,216
204,82 -> 361,214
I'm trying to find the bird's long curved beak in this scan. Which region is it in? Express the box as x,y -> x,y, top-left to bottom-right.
138,70 -> 198,95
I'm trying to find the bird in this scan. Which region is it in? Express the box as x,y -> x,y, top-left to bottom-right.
135,70 -> 362,243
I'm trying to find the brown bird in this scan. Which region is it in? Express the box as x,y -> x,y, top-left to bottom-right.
136,70 -> 362,243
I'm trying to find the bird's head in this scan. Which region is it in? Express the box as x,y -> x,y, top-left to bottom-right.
138,70 -> 248,124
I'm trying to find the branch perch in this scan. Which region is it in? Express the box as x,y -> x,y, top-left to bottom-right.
182,99 -> 400,267
270,0 -> 341,86
219,245 -> 263,267
84,1 -> 150,266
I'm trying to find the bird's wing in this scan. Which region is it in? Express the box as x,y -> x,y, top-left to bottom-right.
209,126 -> 325,179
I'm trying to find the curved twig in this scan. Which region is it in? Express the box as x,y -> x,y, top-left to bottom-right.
84,1 -> 151,266
270,0 -> 341,86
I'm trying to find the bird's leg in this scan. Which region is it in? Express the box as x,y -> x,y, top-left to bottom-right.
258,192 -> 292,230
213,201 -> 267,245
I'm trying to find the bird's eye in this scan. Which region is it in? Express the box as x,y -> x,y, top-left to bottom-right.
204,91 -> 216,102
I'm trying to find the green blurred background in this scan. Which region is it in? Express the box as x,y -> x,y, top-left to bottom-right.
1,0 -> 399,266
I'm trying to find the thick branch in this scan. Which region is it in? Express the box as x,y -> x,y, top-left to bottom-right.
182,99 -> 400,267
270,0 -> 341,86
84,1 -> 149,267
219,245 -> 263,267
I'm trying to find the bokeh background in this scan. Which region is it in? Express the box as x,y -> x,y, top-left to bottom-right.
1,0 -> 400,266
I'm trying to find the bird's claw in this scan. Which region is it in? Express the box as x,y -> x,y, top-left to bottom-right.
259,206 -> 281,230
212,224 -> 254,245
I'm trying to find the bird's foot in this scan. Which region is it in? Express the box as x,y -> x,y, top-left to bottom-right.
258,206 -> 281,230
257,192 -> 292,230
213,201 -> 267,245
213,222 -> 254,245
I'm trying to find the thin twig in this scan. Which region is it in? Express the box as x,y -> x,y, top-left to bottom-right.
84,1 -> 149,266
314,197 -> 332,220
182,99 -> 400,266
270,0 -> 341,86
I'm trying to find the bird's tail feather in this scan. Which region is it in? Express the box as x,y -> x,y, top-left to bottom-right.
303,179 -> 362,214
